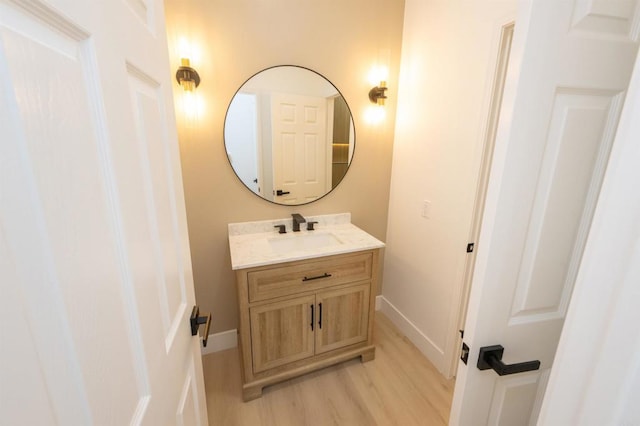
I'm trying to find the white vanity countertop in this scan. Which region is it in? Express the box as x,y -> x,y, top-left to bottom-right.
228,213 -> 385,270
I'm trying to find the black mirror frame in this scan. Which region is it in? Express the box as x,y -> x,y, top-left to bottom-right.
223,65 -> 356,206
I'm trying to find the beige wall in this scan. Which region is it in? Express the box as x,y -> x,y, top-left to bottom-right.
164,0 -> 405,333
383,0 -> 516,376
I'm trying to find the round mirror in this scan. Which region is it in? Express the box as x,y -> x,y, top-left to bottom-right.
224,65 -> 355,205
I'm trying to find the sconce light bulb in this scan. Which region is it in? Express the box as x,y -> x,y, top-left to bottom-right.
378,66 -> 389,82
181,79 -> 196,92
365,104 -> 386,124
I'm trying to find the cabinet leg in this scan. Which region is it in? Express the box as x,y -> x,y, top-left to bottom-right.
242,385 -> 263,402
360,348 -> 376,363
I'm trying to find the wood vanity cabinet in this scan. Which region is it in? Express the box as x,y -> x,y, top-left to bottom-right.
234,249 -> 380,401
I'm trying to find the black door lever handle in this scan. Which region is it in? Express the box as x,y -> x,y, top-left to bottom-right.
477,345 -> 540,376
190,306 -> 212,347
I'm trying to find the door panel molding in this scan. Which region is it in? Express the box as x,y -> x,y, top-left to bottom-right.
509,88 -> 625,324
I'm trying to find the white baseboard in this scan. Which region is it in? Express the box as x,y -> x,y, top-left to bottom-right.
377,295 -> 446,373
199,296 -> 443,367
201,329 -> 237,356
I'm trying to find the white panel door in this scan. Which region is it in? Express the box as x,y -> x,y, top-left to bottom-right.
271,93 -> 328,204
451,0 -> 640,424
0,0 -> 208,424
539,46 -> 640,426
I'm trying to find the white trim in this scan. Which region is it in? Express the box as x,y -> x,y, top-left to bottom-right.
450,1 -> 535,422
375,294 -> 382,311
378,296 -> 445,372
200,329 -> 237,356
447,21 -> 516,379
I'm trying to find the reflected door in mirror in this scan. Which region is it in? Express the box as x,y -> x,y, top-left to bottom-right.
272,93 -> 329,204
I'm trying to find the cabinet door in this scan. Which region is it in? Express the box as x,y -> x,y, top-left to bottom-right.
315,284 -> 370,355
250,295 -> 316,373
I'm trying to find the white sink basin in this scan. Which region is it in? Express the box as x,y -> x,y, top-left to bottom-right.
228,213 -> 385,269
268,232 -> 343,254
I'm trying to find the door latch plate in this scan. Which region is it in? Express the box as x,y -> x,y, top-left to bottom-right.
460,342 -> 470,365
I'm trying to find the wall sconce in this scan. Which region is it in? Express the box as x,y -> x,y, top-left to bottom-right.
369,81 -> 387,105
175,58 -> 200,91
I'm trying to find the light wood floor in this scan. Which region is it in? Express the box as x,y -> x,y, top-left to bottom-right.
202,313 -> 455,425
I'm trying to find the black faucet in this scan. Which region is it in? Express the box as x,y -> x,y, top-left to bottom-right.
291,213 -> 306,232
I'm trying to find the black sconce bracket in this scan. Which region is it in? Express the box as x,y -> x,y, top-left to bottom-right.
368,85 -> 388,104
176,65 -> 201,89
